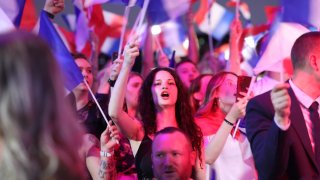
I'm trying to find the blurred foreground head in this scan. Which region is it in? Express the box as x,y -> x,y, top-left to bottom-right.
0,31 -> 85,180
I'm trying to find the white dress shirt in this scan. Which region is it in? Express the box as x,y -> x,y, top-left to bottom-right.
283,80 -> 320,152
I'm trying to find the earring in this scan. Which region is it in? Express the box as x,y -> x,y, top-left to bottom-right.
213,98 -> 219,107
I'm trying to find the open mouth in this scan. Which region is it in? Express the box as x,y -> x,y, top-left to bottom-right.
161,91 -> 170,98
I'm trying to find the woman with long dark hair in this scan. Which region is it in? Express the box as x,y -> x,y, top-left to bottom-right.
109,41 -> 204,179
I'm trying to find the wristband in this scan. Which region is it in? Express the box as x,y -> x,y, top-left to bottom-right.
224,119 -> 234,126
45,11 -> 55,19
108,79 -> 116,87
100,150 -> 113,157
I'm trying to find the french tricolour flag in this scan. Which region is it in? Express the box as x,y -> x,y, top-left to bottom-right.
84,0 -> 144,8
158,18 -> 188,57
39,10 -> 83,92
281,0 -> 320,29
73,0 -> 91,53
0,7 -> 15,33
195,1 -> 234,41
0,0 -> 25,27
63,9 -> 124,56
254,22 -> 310,74
147,0 -> 191,25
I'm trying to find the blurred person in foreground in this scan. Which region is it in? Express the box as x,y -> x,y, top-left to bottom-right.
0,30 -> 85,179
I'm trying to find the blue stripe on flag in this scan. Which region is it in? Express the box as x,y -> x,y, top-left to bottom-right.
39,10 -> 83,91
211,11 -> 234,41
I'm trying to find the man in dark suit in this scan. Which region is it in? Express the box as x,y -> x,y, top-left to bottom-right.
245,31 -> 320,179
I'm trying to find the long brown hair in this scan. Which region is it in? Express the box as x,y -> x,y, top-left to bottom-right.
196,71 -> 237,117
138,67 -> 203,160
0,31 -> 85,180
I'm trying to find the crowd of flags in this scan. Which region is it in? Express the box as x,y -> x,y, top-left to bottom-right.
0,0 -> 319,92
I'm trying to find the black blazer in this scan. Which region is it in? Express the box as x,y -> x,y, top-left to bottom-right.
245,87 -> 320,180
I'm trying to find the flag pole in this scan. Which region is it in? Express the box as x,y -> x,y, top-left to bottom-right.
235,0 -> 240,20
136,0 -> 150,36
118,6 -> 131,57
207,0 -> 215,58
83,79 -> 119,144
83,79 -> 111,127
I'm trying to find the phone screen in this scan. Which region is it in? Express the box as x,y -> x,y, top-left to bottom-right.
236,76 -> 252,99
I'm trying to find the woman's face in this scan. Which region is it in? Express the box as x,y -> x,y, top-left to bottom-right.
74,58 -> 93,91
216,74 -> 237,105
151,70 -> 178,108
126,75 -> 143,108
176,62 -> 200,88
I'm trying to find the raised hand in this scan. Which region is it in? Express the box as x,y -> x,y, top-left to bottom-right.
225,96 -> 249,123
109,58 -> 123,81
230,18 -> 243,49
44,0 -> 65,15
123,39 -> 140,67
100,123 -> 120,153
271,83 -> 291,127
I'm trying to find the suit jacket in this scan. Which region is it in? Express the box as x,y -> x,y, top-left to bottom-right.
245,86 -> 320,180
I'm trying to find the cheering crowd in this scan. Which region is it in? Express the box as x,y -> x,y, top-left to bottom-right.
0,0 -> 320,179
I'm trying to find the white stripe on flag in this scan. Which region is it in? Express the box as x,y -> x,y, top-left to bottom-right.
0,7 -> 15,33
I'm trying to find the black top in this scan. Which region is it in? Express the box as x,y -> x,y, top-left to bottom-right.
76,93 -> 109,139
135,135 -> 154,179
76,93 -> 136,177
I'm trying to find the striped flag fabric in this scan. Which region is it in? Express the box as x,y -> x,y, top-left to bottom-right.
0,0 -> 26,27
281,0 -> 320,29
0,8 -> 16,33
147,0 -> 191,25
194,1 -> 234,41
84,0 -> 144,8
19,0 -> 37,31
39,10 -> 83,92
157,19 -> 188,57
63,7 -> 124,56
253,22 -> 309,74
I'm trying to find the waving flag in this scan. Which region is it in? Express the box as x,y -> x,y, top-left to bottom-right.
281,0 -> 320,29
254,22 -> 309,74
147,0 -> 191,25
0,8 -> 15,33
64,4 -> 124,56
84,0 -> 144,8
227,1 -> 251,24
195,1 -> 234,41
158,19 -> 187,56
54,24 -> 76,53
0,0 -> 26,27
39,10 -> 83,92
73,1 -> 91,52
19,0 -> 37,30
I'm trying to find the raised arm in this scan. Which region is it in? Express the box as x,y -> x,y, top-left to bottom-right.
228,18 -> 243,75
108,41 -> 144,141
84,125 -> 119,180
186,10 -> 199,64
205,96 -> 248,164
245,84 -> 291,179
44,0 -> 65,16
141,24 -> 155,78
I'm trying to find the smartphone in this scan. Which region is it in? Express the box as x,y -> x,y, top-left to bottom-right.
236,76 -> 252,99
112,52 -> 118,61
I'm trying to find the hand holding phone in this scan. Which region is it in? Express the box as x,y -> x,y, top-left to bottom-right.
236,76 -> 252,99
